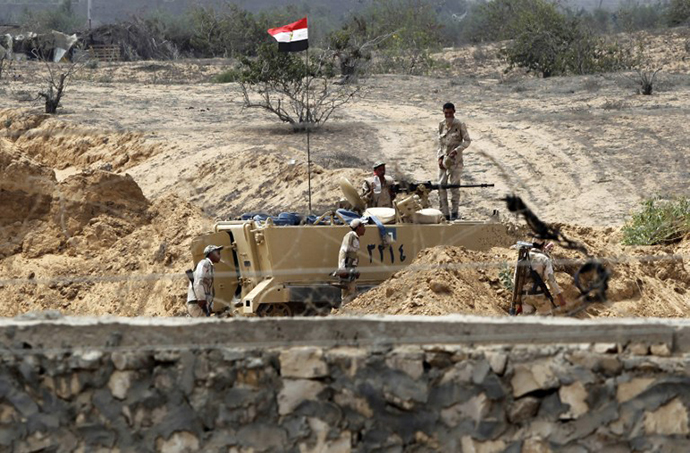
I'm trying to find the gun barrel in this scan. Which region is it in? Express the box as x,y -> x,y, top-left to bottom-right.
394,182 -> 495,192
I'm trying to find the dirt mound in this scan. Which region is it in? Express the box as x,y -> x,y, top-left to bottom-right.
192,148 -> 368,218
340,225 -> 690,319
0,109 -> 162,171
0,146 -> 151,259
0,142 -> 214,317
343,246 -> 512,316
0,140 -> 57,257
0,192 -> 212,317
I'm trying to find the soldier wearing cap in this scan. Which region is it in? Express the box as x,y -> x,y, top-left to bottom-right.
336,218 -> 366,305
361,161 -> 396,209
437,102 -> 471,220
187,244 -> 223,317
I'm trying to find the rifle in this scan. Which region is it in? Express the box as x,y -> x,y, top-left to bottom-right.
393,181 -> 494,194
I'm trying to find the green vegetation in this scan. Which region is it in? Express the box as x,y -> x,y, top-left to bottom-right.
622,197 -> 690,245
212,68 -> 241,84
499,262 -> 514,292
234,43 -> 357,131
20,0 -> 84,34
666,0 -> 690,26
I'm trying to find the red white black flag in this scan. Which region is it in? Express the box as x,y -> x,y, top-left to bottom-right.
267,17 -> 309,52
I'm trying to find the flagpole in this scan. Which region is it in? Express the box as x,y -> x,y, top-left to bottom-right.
306,43 -> 312,215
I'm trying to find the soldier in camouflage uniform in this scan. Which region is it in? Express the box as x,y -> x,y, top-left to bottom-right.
361,162 -> 396,208
521,241 -> 567,314
437,102 -> 471,220
337,219 -> 366,305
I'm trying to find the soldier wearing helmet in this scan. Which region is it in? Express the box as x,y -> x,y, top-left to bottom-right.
187,244 -> 223,317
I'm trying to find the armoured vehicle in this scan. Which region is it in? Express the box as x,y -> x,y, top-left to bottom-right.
190,179 -> 510,316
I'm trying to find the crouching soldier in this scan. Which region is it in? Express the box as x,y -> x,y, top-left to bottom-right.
512,240 -> 567,315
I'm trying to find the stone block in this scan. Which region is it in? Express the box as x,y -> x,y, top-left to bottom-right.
69,349 -> 104,369
559,382 -> 589,419
486,352 -> 508,376
511,362 -> 559,398
382,372 -> 428,410
111,351 -> 152,371
616,377 -> 655,403
108,371 -> 134,400
156,431 -> 199,453
521,437 -> 552,453
440,393 -> 489,427
325,347 -> 368,378
278,379 -> 326,415
460,436 -> 506,453
650,343 -> 672,357
237,424 -> 287,451
386,346 -> 425,379
334,388 -> 374,418
507,397 -> 540,424
643,398 -> 689,435
627,342 -> 649,356
566,351 -> 622,376
280,347 -> 328,379
298,418 -> 351,453
592,343 -> 619,354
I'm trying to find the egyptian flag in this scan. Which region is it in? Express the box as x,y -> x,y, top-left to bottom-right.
267,17 -> 309,52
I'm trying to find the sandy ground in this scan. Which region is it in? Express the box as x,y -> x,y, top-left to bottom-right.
0,29 -> 688,317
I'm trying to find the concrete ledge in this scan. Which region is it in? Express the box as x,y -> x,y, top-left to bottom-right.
0,314 -> 686,352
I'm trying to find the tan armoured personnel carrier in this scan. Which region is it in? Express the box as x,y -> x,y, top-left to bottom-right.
190,179 -> 510,316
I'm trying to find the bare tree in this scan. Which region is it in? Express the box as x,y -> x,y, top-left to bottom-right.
34,51 -> 86,114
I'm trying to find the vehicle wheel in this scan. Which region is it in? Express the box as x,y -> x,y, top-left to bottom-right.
257,303 -> 293,317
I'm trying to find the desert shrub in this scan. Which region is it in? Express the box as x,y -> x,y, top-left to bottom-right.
616,1 -> 665,32
212,68 -> 241,83
463,0 -> 553,43
666,0 -> 690,26
622,197 -> 690,245
501,0 -> 637,77
189,5 -> 269,58
20,0 -> 84,34
499,262 -> 514,291
235,43 -> 358,131
632,68 -> 661,95
327,0 -> 444,76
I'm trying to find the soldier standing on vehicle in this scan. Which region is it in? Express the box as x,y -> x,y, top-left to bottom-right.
337,219 -> 366,304
361,162 -> 396,208
187,245 -> 223,317
437,102 -> 471,220
521,241 -> 567,314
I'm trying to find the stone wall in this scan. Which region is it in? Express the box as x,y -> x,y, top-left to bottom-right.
1,315 -> 690,451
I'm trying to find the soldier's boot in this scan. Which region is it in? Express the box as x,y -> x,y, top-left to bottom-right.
439,193 -> 450,220
451,200 -> 460,220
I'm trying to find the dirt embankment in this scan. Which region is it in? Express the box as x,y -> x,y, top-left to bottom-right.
343,226 -> 690,319
0,109 -> 162,172
0,136 -> 212,317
